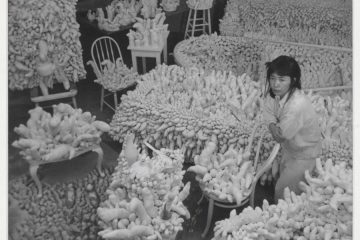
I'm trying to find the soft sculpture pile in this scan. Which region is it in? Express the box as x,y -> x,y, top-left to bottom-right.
188,137 -> 256,204
174,34 -> 352,89
8,0 -> 86,90
98,134 -> 191,240
213,158 -> 352,240
127,13 -> 169,49
219,0 -> 352,48
110,65 -> 265,161
306,90 -> 353,169
12,104 -> 110,162
140,0 -> 159,19
110,64 -> 352,166
307,91 -> 352,148
160,0 -> 180,12
87,0 -> 142,32
88,58 -> 140,92
9,169 -> 113,239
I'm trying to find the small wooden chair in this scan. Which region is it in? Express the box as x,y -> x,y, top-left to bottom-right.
30,81 -> 78,108
89,36 -> 124,111
197,122 -> 281,237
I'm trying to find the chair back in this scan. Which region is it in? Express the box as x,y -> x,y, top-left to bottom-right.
244,122 -> 281,207
90,36 -> 124,77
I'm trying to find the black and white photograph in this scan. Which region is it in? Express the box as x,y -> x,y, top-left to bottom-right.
5,0 -> 359,239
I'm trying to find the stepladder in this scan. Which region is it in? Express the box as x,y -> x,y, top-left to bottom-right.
184,4 -> 212,39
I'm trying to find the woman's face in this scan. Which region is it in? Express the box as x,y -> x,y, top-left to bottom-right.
269,73 -> 291,98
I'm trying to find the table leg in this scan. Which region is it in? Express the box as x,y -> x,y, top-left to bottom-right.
202,10 -> 206,34
29,165 -> 42,197
113,92 -> 118,110
163,42 -> 168,64
156,54 -> 161,67
92,146 -> 105,177
131,53 -> 138,73
100,86 -> 104,111
201,198 -> 214,238
208,9 -> 212,33
72,96 -> 77,109
142,57 -> 146,73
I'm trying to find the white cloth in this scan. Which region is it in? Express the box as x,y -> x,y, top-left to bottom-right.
263,89 -> 322,158
262,89 -> 322,201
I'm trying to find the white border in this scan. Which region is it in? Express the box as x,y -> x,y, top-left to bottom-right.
1,0 -> 8,239
2,1 -> 359,239
353,0 -> 359,238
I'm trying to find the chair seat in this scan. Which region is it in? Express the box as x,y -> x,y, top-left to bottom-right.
100,81 -> 137,93
198,186 -> 250,238
30,82 -> 78,108
30,89 -> 77,103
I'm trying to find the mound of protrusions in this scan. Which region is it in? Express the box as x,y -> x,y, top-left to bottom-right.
8,0 -> 86,90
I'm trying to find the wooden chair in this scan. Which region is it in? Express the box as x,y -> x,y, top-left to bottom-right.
30,81 -> 78,108
197,122 -> 280,237
89,36 -> 124,111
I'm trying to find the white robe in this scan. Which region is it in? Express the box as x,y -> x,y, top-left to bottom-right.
262,89 -> 322,201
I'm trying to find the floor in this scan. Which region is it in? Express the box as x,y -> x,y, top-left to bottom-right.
8,6 -> 274,239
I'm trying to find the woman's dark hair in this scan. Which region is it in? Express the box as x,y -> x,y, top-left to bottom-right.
264,55 -> 301,102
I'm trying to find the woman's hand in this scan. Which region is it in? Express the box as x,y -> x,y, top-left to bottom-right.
269,123 -> 285,143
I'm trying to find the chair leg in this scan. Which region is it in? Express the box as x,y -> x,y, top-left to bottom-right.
142,57 -> 146,73
92,146 -> 105,177
208,9 -> 212,34
113,92 -> 118,110
100,86 -> 104,111
250,188 -> 256,208
29,165 -> 42,197
201,198 -> 214,238
250,176 -> 260,208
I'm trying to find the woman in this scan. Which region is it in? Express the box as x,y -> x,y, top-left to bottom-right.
262,55 -> 322,202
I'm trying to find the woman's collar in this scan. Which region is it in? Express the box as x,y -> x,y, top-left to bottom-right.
278,92 -> 289,108
278,89 -> 301,108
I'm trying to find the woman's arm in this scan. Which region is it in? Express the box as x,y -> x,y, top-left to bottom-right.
278,100 -> 305,140
262,97 -> 277,124
269,123 -> 286,143
262,96 -> 286,142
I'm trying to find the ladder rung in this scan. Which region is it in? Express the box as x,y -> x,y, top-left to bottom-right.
189,18 -> 208,22
187,30 -> 209,34
189,22 -> 209,27
189,23 -> 209,27
188,26 -> 210,30
187,27 -> 209,32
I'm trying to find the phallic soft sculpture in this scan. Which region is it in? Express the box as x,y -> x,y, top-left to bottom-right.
140,0 -> 158,18
160,0 -> 180,12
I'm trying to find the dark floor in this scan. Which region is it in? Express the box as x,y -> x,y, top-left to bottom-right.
8,7 -> 274,239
